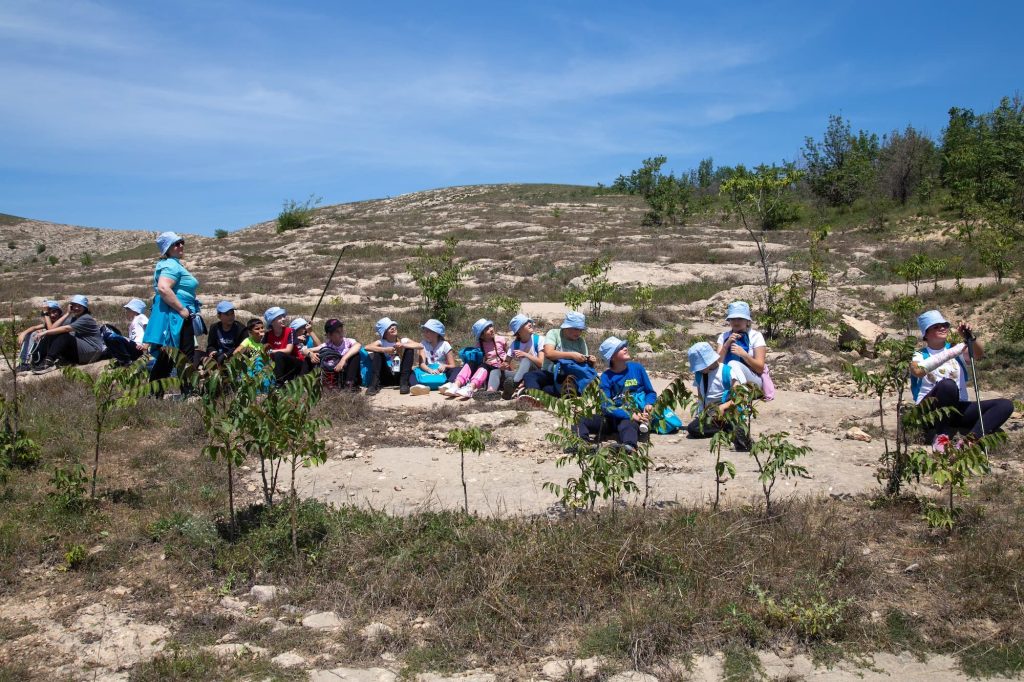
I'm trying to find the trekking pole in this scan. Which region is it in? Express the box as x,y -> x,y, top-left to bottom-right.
309,245 -> 350,325
963,328 -> 987,441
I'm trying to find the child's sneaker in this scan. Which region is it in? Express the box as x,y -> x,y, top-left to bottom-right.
932,434 -> 951,453
438,382 -> 453,396
409,384 -> 431,396
455,384 -> 476,401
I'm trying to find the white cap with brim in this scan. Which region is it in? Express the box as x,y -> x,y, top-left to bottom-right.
688,341 -> 719,374
599,336 -> 628,363
123,298 -> 146,315
375,317 -> 397,339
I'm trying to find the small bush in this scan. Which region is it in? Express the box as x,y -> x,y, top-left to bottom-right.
80,253 -> 93,267
35,244 -> 45,254
214,228 -> 228,239
6,241 -> 14,250
48,464 -> 89,513
62,543 -> 87,571
277,195 -> 322,233
46,255 -> 58,266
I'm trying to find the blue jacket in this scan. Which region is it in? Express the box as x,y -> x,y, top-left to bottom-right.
599,361 -> 657,419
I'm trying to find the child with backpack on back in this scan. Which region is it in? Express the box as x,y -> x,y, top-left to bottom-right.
686,341 -> 752,452
574,336 -> 656,451
313,318 -> 362,392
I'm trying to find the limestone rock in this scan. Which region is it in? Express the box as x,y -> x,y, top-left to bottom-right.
205,642 -> 269,659
309,668 -> 398,682
607,673 -> 660,682
844,426 -> 872,443
219,596 -> 248,613
838,315 -> 887,352
303,611 -> 346,630
249,584 -> 286,603
272,651 -> 307,667
541,657 -> 603,679
360,622 -> 394,641
415,674 -> 496,682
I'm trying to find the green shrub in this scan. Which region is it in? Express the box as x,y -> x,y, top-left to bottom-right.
406,237 -> 467,324
276,195 -> 322,233
48,464 -> 89,513
62,544 -> 87,571
6,241 -> 14,250
80,253 -> 93,267
46,255 -> 58,266
35,244 -> 45,254
214,228 -> 228,239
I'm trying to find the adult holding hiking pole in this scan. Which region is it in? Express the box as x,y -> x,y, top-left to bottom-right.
909,310 -> 1013,452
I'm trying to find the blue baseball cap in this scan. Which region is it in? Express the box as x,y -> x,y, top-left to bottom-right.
726,301 -> 752,322
69,294 -> 89,310
599,336 -> 629,363
688,342 -> 719,374
263,306 -> 286,324
123,298 -> 146,315
215,300 -> 235,314
509,314 -> 533,335
289,317 -> 308,330
156,231 -> 184,256
561,311 -> 586,330
471,318 -> 494,340
422,319 -> 446,337
375,317 -> 397,339
917,310 -> 950,339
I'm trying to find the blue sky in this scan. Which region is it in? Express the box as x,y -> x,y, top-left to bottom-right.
1,1 -> 1021,235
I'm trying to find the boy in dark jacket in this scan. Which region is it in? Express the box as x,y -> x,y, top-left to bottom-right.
574,336 -> 655,450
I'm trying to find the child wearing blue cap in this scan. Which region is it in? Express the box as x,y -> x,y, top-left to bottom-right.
686,341 -> 752,451
15,301 -> 66,372
364,317 -> 422,396
30,295 -> 105,374
910,310 -> 1012,451
716,301 -> 769,394
506,314 -> 545,401
413,319 -> 458,395
538,311 -> 598,396
574,337 -> 656,450
445,319 -> 511,400
205,301 -> 246,366
261,307 -> 307,384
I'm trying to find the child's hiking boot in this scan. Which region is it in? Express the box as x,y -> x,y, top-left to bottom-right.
501,377 -> 516,400
409,384 -> 430,396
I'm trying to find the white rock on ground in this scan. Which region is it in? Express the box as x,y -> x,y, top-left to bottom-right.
204,642 -> 269,659
308,667 -> 397,682
845,426 -> 873,442
249,584 -> 286,603
219,595 -> 248,613
302,611 -> 347,630
415,674 -> 497,682
271,651 -> 306,667
838,314 -> 888,351
360,622 -> 395,641
607,672 -> 660,682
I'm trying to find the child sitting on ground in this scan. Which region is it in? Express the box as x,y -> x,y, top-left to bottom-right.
445,319 -> 510,401
507,314 -> 545,403
235,317 -> 265,359
262,307 -> 306,384
313,318 -> 362,391
364,317 -> 422,396
686,341 -> 752,452
716,301 -> 770,394
574,337 -> 656,451
289,317 -> 320,369
533,311 -> 598,396
412,319 -> 458,396
205,301 -> 246,366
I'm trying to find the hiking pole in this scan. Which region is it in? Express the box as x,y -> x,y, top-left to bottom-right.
963,327 -> 987,441
309,244 -> 350,325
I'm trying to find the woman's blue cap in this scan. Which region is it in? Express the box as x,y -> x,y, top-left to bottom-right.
375,317 -> 397,338
422,319 -> 446,337
688,341 -> 719,373
471,318 -> 494,340
263,307 -> 286,324
917,310 -> 949,339
726,301 -> 752,322
509,314 -> 533,335
156,231 -> 184,256
561,311 -> 586,330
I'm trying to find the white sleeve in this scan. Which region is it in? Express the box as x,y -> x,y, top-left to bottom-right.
749,330 -> 766,349
716,331 -> 727,347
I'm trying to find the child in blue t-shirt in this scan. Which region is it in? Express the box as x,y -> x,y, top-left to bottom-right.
573,336 -> 656,450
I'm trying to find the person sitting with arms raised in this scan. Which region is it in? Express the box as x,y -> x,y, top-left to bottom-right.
910,310 -> 1013,451
364,317 -> 421,396
30,295 -> 104,374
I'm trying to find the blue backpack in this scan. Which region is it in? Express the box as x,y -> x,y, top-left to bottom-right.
459,347 -> 484,371
910,344 -> 967,402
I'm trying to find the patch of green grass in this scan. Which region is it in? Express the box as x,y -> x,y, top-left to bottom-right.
959,641 -> 1024,678
0,661 -> 33,682
129,648 -> 303,681
96,242 -> 159,263
402,643 -> 458,676
721,643 -> 764,681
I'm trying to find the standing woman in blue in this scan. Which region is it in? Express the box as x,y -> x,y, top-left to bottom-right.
144,232 -> 201,384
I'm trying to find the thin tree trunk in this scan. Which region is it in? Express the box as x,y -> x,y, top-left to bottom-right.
227,457 -> 236,537
290,457 -> 299,569
461,449 -> 468,514
91,415 -> 102,499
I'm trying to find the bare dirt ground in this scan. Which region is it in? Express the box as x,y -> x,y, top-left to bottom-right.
1,185 -> 1022,681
